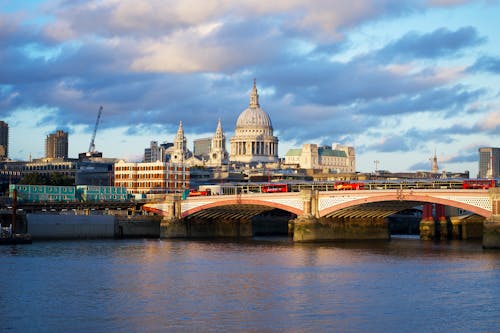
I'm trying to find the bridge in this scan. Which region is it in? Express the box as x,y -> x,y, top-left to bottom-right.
144,188 -> 500,248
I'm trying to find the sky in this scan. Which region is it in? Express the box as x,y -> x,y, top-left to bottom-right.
1,0 -> 499,176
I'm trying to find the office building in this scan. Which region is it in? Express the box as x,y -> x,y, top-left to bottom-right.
478,147 -> 500,178
144,141 -> 173,162
46,130 -> 68,159
193,138 -> 211,160
114,160 -> 190,195
0,121 -> 8,159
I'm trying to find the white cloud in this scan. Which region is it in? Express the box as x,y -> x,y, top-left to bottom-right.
129,21 -> 283,72
477,110 -> 500,130
42,0 -> 475,73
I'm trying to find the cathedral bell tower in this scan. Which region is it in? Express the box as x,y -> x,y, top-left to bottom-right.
208,118 -> 228,167
171,121 -> 187,163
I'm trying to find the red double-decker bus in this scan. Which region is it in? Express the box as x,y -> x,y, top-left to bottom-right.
462,179 -> 497,189
189,188 -> 208,196
262,183 -> 288,193
333,181 -> 365,190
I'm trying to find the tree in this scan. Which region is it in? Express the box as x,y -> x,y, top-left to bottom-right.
18,173 -> 48,185
48,173 -> 74,186
18,172 -> 74,186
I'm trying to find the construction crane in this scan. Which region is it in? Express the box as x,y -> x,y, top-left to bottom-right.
88,106 -> 103,154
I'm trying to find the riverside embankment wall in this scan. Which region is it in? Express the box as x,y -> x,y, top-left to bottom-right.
27,214 -> 115,239
26,214 -> 162,239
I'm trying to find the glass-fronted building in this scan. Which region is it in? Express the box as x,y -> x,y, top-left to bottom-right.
478,147 -> 500,178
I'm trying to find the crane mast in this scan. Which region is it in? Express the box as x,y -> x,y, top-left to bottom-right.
88,106 -> 103,153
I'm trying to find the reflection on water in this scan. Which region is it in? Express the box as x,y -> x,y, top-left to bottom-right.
1,238 -> 500,332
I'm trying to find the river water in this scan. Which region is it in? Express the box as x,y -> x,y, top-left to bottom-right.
1,237 -> 500,332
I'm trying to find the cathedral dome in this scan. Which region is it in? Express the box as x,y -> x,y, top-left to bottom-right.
236,106 -> 273,129
230,79 -> 279,164
235,79 -> 273,129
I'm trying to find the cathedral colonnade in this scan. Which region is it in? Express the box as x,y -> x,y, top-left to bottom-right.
231,141 -> 278,157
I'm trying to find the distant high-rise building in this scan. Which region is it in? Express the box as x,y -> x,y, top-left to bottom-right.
143,141 -> 174,162
46,130 -> 68,159
0,121 -> 8,159
193,137 -> 211,160
144,141 -> 161,162
144,141 -> 173,162
478,147 -> 500,178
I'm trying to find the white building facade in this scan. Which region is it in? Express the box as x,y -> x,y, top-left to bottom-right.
285,143 -> 355,173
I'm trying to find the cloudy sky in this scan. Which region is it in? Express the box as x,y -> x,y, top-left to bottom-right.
1,0 -> 499,176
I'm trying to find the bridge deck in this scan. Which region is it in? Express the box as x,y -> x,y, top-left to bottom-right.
144,189 -> 493,219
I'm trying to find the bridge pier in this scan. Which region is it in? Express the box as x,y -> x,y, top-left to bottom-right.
293,216 -> 390,242
293,190 -> 389,242
449,217 -> 462,240
160,194 -> 187,238
185,217 -> 253,238
483,188 -> 500,249
436,204 -> 449,240
292,190 -> 318,242
420,204 -> 436,240
420,204 -> 457,241
449,215 -> 484,240
483,219 -> 500,248
160,218 -> 187,238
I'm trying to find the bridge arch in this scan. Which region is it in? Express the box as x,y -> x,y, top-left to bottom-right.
319,193 -> 492,218
182,198 -> 302,218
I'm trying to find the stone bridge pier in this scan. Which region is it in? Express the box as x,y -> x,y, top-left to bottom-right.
292,190 -> 389,242
160,194 -> 186,238
483,188 -> 500,249
420,203 -> 450,241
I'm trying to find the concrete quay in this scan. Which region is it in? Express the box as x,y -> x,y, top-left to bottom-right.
20,212 -> 161,240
